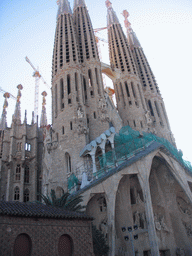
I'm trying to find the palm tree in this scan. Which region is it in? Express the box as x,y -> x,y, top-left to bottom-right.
38,190 -> 109,255
38,189 -> 85,212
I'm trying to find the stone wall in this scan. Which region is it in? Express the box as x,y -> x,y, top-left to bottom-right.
0,215 -> 94,256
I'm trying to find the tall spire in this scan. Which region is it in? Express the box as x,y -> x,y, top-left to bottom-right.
12,84 -> 23,125
122,10 -> 141,48
0,93 -> 10,130
121,10 -> 174,143
73,0 -> 86,10
57,0 -> 72,19
105,0 -> 119,26
40,91 -> 47,128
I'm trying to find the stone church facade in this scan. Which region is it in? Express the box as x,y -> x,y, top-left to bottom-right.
0,0 -> 192,255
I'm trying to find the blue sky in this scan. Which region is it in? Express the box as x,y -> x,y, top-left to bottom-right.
0,0 -> 192,160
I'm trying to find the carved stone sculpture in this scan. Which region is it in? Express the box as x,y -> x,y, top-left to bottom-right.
176,248 -> 186,256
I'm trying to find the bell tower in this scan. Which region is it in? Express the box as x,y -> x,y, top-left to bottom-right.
73,0 -> 110,141
106,1 -> 148,132
122,10 -> 174,143
51,0 -> 88,182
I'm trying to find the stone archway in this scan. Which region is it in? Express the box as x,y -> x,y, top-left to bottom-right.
86,194 -> 108,239
115,174 -> 149,255
149,156 -> 192,255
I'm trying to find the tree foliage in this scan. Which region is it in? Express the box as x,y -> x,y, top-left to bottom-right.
38,189 -> 85,212
38,190 -> 109,255
92,224 -> 109,256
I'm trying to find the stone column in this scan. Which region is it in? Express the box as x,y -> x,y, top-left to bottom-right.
107,191 -> 116,256
6,168 -> 11,201
90,153 -> 97,174
138,175 -> 160,256
19,165 -> 24,202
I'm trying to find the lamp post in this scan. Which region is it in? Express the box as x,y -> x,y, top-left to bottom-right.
121,225 -> 139,256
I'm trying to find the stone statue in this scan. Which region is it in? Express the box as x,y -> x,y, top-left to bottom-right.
154,213 -> 169,232
154,213 -> 162,231
98,97 -> 107,111
77,106 -> 84,118
100,216 -> 108,239
145,111 -> 153,126
136,192 -> 143,204
176,248 -> 186,256
134,211 -> 140,227
183,222 -> 192,237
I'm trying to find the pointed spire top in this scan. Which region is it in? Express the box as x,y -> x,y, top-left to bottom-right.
105,0 -> 120,27
12,84 -> 23,125
40,91 -> 47,128
24,110 -> 27,124
73,0 -> 86,10
57,0 -> 72,18
122,10 -> 141,48
31,111 -> 35,125
0,93 -> 10,130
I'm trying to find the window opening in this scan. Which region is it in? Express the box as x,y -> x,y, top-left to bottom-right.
125,82 -> 130,97
24,166 -> 29,183
94,112 -> 96,119
14,187 -> 20,201
55,84 -> 58,117
60,79 -> 64,109
16,165 -> 21,181
62,126 -> 65,135
24,189 -> 29,202
70,122 -> 72,130
83,77 -> 87,100
131,82 -> 136,98
148,100 -> 154,116
154,101 -> 161,118
66,153 -> 72,173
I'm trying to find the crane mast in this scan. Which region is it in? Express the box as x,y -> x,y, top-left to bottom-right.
0,87 -> 16,100
25,56 -> 50,123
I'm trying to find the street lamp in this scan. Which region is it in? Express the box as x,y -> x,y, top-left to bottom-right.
121,225 -> 139,255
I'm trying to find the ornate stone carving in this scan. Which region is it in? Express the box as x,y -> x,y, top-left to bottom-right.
77,106 -> 84,119
76,121 -> 89,135
177,197 -> 192,216
154,213 -> 169,232
134,211 -> 146,229
98,97 -> 109,122
98,97 -> 107,111
100,216 -> 108,239
176,248 -> 186,256
183,222 -> 192,237
145,111 -> 157,134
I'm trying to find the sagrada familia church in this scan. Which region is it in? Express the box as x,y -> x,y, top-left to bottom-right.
0,0 -> 192,255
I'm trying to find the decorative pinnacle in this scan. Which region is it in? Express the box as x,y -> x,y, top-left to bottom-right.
122,10 -> 141,48
40,91 -> 47,128
105,0 -> 112,9
73,0 -> 86,10
105,0 -> 119,26
57,0 -> 72,18
3,93 -> 10,109
42,91 -> 47,107
16,84 -> 23,103
122,10 -> 132,33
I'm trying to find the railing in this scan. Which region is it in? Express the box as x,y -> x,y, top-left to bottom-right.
68,126 -> 192,193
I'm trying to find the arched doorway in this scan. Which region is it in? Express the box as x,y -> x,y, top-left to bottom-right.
149,156 -> 192,255
58,234 -> 73,256
95,146 -> 103,171
13,233 -> 32,256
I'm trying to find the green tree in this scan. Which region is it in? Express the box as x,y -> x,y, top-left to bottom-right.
38,189 -> 85,212
38,190 -> 109,255
92,224 -> 109,256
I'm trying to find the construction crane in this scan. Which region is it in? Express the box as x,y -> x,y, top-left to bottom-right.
25,56 -> 50,122
0,87 -> 16,100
